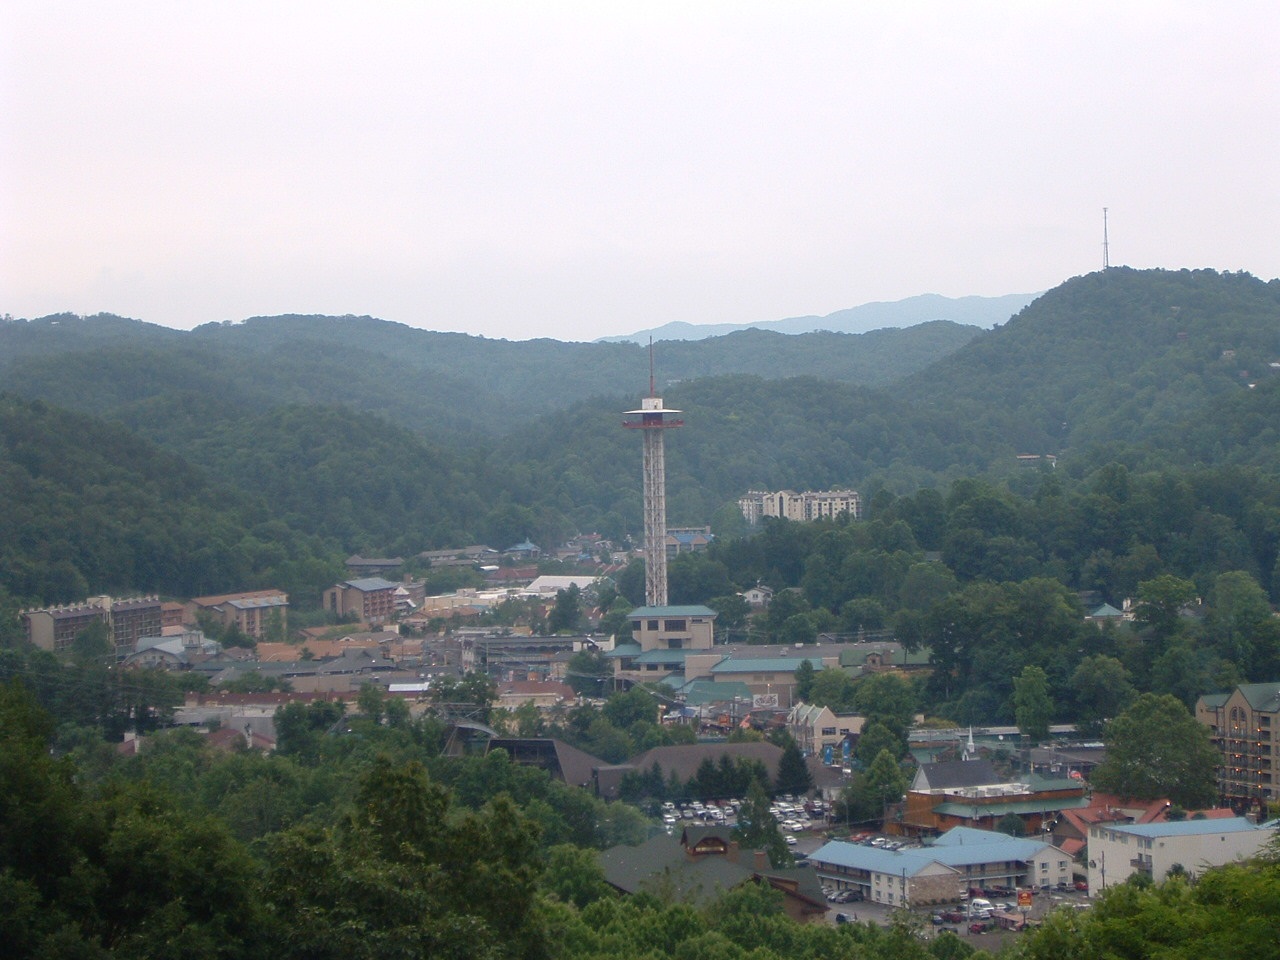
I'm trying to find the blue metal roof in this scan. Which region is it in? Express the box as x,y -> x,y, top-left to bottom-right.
810,841 -> 946,878
1104,817 -> 1261,839
812,827 -> 1059,875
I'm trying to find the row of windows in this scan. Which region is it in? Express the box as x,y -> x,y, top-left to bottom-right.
645,619 -> 692,631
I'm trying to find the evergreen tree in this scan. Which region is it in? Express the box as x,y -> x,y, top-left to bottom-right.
1013,665 -> 1053,744
733,780 -> 789,867
775,741 -> 813,796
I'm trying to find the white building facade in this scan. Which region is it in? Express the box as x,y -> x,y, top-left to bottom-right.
1086,817 -> 1274,892
738,489 -> 862,525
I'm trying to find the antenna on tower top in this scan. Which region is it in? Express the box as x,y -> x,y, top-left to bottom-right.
1102,207 -> 1110,270
648,337 -> 655,397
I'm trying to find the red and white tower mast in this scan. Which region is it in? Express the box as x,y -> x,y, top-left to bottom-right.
623,347 -> 683,607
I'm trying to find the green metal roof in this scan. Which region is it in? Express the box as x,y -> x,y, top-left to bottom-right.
711,657 -> 823,674
934,797 -> 1091,818
679,680 -> 754,706
1236,683 -> 1280,712
629,605 -> 717,618
634,648 -> 693,664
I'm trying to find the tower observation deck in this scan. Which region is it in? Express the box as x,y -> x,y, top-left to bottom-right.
623,395 -> 683,607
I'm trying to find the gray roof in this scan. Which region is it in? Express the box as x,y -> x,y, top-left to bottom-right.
598,827 -> 825,909
599,833 -> 747,902
343,577 -> 400,592
485,738 -> 606,790
226,595 -> 288,610
912,759 -> 1002,791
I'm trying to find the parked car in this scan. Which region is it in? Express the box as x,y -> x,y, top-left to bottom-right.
969,921 -> 994,934
1074,881 -> 1088,891
940,910 -> 965,923
835,913 -> 853,924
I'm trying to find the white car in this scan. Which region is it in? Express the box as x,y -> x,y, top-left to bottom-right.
784,835 -> 798,845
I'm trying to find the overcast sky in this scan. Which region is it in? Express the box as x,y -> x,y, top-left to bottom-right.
3,2 -> 1277,341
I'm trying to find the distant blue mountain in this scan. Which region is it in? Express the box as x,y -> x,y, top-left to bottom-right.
597,292 -> 1040,343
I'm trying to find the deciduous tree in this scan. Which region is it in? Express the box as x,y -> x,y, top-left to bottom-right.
1091,693 -> 1218,808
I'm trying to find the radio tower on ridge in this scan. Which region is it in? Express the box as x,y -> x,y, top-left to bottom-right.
1102,207 -> 1110,270
623,342 -> 683,607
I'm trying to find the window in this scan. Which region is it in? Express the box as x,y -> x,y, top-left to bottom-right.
668,638 -> 683,649
647,620 -> 659,630
665,619 -> 686,631
822,727 -> 837,736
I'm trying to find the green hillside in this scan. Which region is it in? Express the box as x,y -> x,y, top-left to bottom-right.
904,267 -> 1280,456
6,267 -> 1280,604
0,395 -> 342,609
0,311 -> 980,439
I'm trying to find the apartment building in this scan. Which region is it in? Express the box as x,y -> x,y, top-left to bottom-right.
23,595 -> 163,655
1197,682 -> 1280,812
1086,817 -> 1274,891
738,489 -> 862,525
323,577 -> 399,626
187,589 -> 289,640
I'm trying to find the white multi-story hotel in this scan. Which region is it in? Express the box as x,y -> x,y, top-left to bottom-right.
738,488 -> 862,525
1086,817 -> 1274,892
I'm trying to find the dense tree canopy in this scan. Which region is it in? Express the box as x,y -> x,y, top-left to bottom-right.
1091,693 -> 1220,807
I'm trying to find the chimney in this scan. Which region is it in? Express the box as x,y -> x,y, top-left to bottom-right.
727,840 -> 740,863
754,849 -> 768,872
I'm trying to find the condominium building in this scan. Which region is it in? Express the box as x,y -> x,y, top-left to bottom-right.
1086,817 -> 1274,891
187,589 -> 289,640
1197,682 -> 1280,813
323,577 -> 400,626
738,489 -> 862,525
23,595 -> 163,656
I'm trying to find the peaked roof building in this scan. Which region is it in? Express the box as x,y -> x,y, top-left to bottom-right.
1197,681 -> 1280,814
599,825 -> 826,921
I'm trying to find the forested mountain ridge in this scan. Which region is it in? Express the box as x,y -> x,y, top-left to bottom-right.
0,395 -> 342,615
6,267 -> 1280,612
904,267 -> 1280,455
600,290 -> 1039,342
0,311 -> 981,438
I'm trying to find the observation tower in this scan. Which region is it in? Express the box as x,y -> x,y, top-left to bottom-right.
623,366 -> 683,607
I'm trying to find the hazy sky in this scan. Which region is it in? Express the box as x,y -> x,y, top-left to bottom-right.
3,3 -> 1277,341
